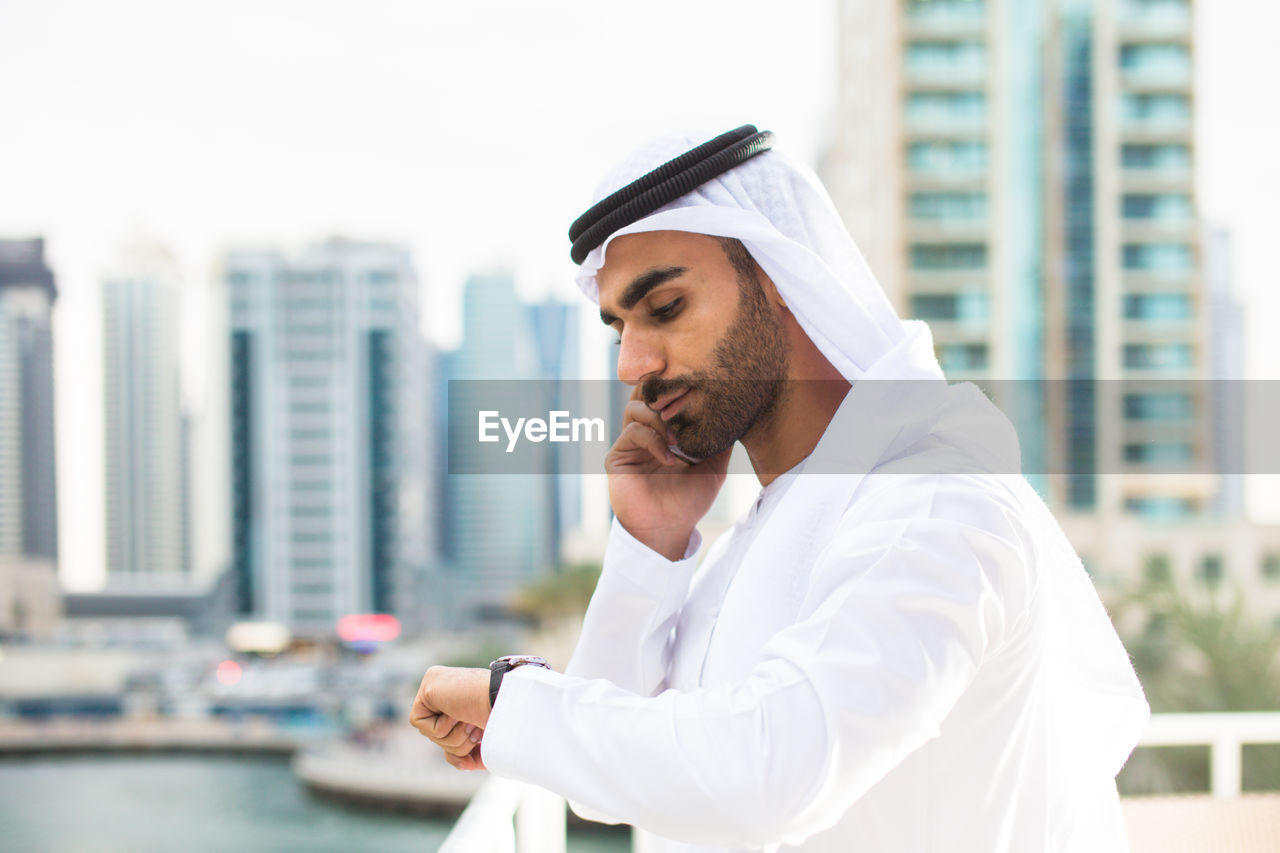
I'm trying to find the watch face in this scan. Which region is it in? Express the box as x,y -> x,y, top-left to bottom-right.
491,654 -> 549,669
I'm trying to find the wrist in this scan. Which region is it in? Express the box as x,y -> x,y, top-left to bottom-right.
488,655 -> 551,707
616,519 -> 695,562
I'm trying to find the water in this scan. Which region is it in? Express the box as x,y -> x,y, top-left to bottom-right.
0,754 -> 631,853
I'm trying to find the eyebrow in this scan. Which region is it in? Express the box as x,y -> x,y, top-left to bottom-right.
599,265 -> 688,325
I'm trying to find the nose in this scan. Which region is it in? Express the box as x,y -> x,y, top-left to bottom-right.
615,326 -> 665,386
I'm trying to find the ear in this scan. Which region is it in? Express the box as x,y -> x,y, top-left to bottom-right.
757,267 -> 788,311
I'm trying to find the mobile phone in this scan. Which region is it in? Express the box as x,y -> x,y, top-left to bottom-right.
668,444 -> 703,465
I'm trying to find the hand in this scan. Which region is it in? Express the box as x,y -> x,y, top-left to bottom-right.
606,385 -> 731,560
409,666 -> 491,771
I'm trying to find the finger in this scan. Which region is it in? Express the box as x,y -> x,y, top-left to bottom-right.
622,398 -> 671,437
430,725 -> 475,755
431,715 -> 455,738
445,744 -> 487,772
408,701 -> 438,735
618,421 -> 676,466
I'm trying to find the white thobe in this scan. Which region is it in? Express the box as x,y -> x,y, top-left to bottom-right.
483,380 -> 1147,852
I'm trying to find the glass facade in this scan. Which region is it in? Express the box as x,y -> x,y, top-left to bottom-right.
1123,292 -> 1191,320
1123,442 -> 1192,464
1123,342 -> 1193,370
1122,193 -> 1192,220
1123,242 -> 1193,271
230,331 -> 255,615
1120,93 -> 1191,124
905,0 -> 985,21
1124,495 -> 1196,519
910,192 -> 988,220
1121,143 -> 1190,170
1119,43 -> 1190,80
907,141 -> 988,173
1123,391 -> 1192,420
906,92 -> 987,127
906,41 -> 986,76
910,243 -> 987,269
936,343 -> 989,371
911,292 -> 989,322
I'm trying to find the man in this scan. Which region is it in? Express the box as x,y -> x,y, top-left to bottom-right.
411,126 -> 1148,852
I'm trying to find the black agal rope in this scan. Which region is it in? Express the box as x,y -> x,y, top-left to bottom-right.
568,124 -> 775,265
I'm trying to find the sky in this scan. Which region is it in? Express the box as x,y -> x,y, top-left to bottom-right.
0,0 -> 1276,589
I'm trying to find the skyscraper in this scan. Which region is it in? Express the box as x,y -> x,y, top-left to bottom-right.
0,237 -> 62,638
442,272 -> 554,623
825,0 -> 1208,519
0,238 -> 59,561
528,298 -> 582,561
102,242 -> 188,578
226,239 -> 430,638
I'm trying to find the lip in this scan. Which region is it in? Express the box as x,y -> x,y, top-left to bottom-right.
658,389 -> 691,421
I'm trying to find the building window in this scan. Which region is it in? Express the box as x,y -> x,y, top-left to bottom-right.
1123,392 -> 1192,421
1119,43 -> 1191,78
1123,293 -> 1192,321
1123,343 -> 1193,370
906,92 -> 987,126
290,506 -> 333,518
1121,93 -> 1191,124
1122,193 -> 1192,221
1124,442 -> 1192,465
905,0 -> 985,20
910,243 -> 987,270
1125,496 -> 1195,519
911,292 -> 989,323
1122,143 -> 1191,170
1123,243 -> 1193,272
907,141 -> 988,174
936,343 -> 988,372
906,41 -> 986,76
910,192 -> 988,221
289,454 -> 330,466
1198,554 -> 1224,586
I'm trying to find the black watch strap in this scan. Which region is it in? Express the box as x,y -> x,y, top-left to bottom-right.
488,655 -> 550,707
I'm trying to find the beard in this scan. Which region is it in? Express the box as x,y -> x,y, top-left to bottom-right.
642,277 -> 790,461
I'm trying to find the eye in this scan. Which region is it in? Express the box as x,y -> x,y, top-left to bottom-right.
651,298 -> 682,320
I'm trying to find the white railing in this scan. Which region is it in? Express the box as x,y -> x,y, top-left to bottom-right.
439,712 -> 1280,851
438,777 -> 567,853
1137,711 -> 1280,800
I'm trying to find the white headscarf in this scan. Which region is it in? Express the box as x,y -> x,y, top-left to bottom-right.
574,130 -> 945,383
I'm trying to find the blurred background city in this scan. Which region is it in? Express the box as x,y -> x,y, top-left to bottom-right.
1,0 -> 1278,850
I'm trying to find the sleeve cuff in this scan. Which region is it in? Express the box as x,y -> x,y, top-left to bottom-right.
608,516 -> 703,566
482,663 -> 563,780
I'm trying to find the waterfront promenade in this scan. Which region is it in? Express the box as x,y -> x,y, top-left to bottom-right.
0,717 -> 483,815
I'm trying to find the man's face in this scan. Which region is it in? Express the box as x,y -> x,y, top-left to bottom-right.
597,230 -> 791,459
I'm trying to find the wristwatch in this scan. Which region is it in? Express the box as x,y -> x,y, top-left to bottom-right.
488,655 -> 551,707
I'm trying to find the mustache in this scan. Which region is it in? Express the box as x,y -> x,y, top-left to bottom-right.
641,375 -> 697,408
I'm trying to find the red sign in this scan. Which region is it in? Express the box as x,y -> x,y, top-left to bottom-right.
336,613 -> 401,644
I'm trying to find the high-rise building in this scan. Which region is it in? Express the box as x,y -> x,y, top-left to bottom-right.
102,242 -> 189,578
528,298 -> 582,560
0,238 -> 59,560
442,272 -> 554,623
824,0 -> 1208,519
0,237 -> 62,638
225,239 -> 430,638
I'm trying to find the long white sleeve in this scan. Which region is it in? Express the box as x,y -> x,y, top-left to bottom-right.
482,505 -> 1029,850
564,518 -> 703,695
